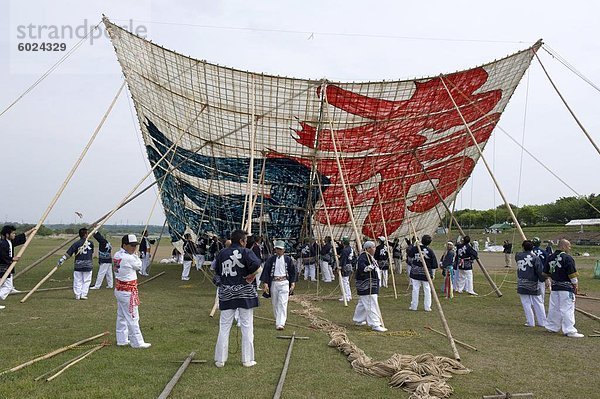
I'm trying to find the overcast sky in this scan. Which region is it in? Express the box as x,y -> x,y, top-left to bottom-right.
0,0 -> 598,226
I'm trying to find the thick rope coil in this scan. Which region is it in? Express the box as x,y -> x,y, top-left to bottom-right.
289,297 -> 469,398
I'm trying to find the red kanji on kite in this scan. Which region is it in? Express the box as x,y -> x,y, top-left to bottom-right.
289,67 -> 502,238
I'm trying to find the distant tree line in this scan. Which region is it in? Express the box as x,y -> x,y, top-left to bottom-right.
3,223 -> 165,236
447,194 -> 600,228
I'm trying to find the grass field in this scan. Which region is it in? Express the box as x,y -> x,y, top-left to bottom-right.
1,235 -> 599,399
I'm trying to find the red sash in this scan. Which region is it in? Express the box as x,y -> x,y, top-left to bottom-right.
116,279 -> 140,317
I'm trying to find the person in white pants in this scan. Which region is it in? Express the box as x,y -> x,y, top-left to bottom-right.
90,232 -> 113,289
113,234 -> 151,348
139,230 -> 152,276
543,239 -> 583,338
352,241 -> 386,332
454,236 -> 478,296
0,225 -> 30,310
338,237 -> 354,302
261,240 -> 297,329
515,240 -> 547,327
406,235 -> 437,311
214,229 -> 262,368
181,233 -> 198,281
319,237 -> 334,282
57,228 -> 95,300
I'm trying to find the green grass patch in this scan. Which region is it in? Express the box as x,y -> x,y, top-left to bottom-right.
1,237 -> 599,398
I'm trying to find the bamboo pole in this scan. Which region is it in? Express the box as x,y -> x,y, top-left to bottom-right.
9,286 -> 71,295
35,347 -> 92,381
158,351 -> 196,399
0,82 -> 126,288
209,291 -> 219,317
375,189 -> 398,299
13,236 -> 76,279
576,294 -> 600,301
424,326 -> 478,351
46,343 -> 106,382
138,271 -> 166,287
273,332 -> 296,399
0,331 -> 109,375
412,153 -> 503,297
439,76 -> 527,242
409,220 -> 460,361
575,307 -> 600,322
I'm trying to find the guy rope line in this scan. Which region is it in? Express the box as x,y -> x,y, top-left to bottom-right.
408,220 -> 461,361
412,152 -> 503,297
439,75 -> 527,242
289,297 -> 469,399
534,52 -> 600,157
0,82 -> 126,289
541,44 -> 600,94
441,69 -> 600,216
0,21 -> 102,119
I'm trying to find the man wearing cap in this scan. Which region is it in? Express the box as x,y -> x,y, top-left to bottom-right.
214,229 -> 262,368
440,241 -> 455,297
375,236 -> 390,288
338,236 -> 354,302
353,241 -> 387,332
113,234 -> 151,348
260,240 -> 296,330
543,239 -> 584,338
57,227 -> 95,300
407,235 -> 438,311
0,225 -> 30,309
299,238 -> 317,282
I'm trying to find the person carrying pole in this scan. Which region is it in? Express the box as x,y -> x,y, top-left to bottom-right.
0,225 -> 31,309
57,227 -> 95,300
407,235 -> 438,312
90,231 -> 113,290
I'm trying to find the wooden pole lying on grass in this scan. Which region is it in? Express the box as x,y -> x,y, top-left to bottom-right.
46,343 -> 107,382
138,271 -> 166,287
576,294 -> 600,302
0,331 -> 109,375
424,326 -> 478,351
575,307 -> 600,322
273,332 -> 308,399
35,347 -> 93,381
482,388 -> 533,398
9,286 -> 71,295
409,221 -> 461,361
158,351 -> 196,399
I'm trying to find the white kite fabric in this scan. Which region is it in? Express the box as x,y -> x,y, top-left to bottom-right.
105,18 -> 539,244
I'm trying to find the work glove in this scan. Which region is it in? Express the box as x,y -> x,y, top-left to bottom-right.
57,255 -> 67,267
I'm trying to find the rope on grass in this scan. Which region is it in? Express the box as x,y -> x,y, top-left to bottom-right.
289,298 -> 470,399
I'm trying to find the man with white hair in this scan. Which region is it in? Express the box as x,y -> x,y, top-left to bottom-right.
353,241 -> 387,332
543,239 -> 584,338
261,240 -> 296,330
